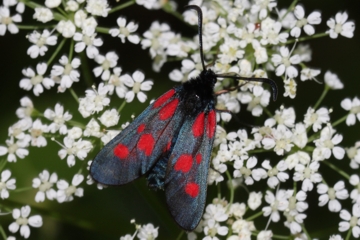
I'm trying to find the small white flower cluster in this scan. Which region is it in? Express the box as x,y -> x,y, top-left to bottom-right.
119,220 -> 159,240
32,170 -> 84,203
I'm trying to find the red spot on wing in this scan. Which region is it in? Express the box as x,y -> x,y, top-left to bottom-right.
185,182 -> 199,198
137,124 -> 145,133
164,140 -> 171,153
159,99 -> 179,120
137,134 -> 155,156
153,89 -> 175,108
192,112 -> 205,137
196,153 -> 202,164
174,154 -> 193,173
114,144 -> 129,160
206,110 -> 216,138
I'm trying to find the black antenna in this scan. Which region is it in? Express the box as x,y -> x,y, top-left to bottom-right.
184,5 -> 206,71
216,74 -> 278,101
184,5 -> 278,101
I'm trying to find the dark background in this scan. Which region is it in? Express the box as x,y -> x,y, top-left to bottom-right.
0,0 -> 359,239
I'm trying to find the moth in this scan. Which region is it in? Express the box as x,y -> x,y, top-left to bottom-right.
90,5 -> 278,231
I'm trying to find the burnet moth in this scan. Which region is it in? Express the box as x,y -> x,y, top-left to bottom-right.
90,5 -> 278,231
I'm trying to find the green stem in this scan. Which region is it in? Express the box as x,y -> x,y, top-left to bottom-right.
68,120 -> 86,128
108,0 -> 136,14
313,85 -> 330,110
345,227 -> 352,240
286,32 -> 329,44
47,37 -> 67,66
301,224 -> 311,240
332,114 -> 349,128
79,52 -> 94,88
263,107 -> 273,118
96,26 -> 111,34
248,149 -> 274,154
69,88 -> 79,103
12,187 -> 33,193
271,234 -> 291,240
0,159 -> 7,172
246,211 -> 263,221
279,0 -> 298,22
225,170 -> 234,206
322,160 -> 350,180
69,39 -> 74,60
175,230 -> 184,240
0,225 -> 7,240
17,24 -> 55,30
162,3 -> 185,22
117,101 -> 127,113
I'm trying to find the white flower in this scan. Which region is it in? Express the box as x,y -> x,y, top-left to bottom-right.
283,78 -> 297,99
8,205 -> 43,239
0,170 -> 16,199
250,0 -> 277,20
136,0 -> 161,10
78,83 -> 110,118
238,86 -> 270,117
304,107 -> 330,132
58,137 -> 93,167
327,12 -> 355,39
32,170 -> 58,202
248,192 -> 263,210
137,223 -> 159,240
66,0 -> 79,11
203,203 -> 229,223
339,203 -> 360,238
98,109 -> 120,127
122,71 -> 153,103
109,17 -> 140,44
83,118 -> 103,138
0,136 -> 30,162
259,20 -> 288,46
313,126 -> 345,161
262,125 -> 294,156
349,174 -> 360,203
293,161 -> 322,191
19,63 -> 54,96
290,5 -> 321,37
67,127 -> 83,139
141,21 -> 172,58
341,97 -> 360,126
317,181 -> 349,212
233,156 -> 266,185
107,67 -> 128,98
8,118 -> 32,140
274,107 -> 296,128
0,6 -> 21,35
204,219 -> 228,239
93,51 -> 119,80
16,96 -> 34,119
57,20 -> 76,38
292,123 -> 308,149
347,143 -> 360,169
45,0 -> 61,8
33,8 -> 54,23
44,103 -> 72,134
262,189 -> 292,222
300,68 -> 321,82
257,230 -> 273,240
29,119 -> 48,147
324,71 -> 343,89
51,56 -> 80,92
261,160 -> 289,188
73,32 -> 103,59
285,151 -> 311,170
86,0 -> 110,17
27,30 -> 57,58
271,46 -> 301,78
57,174 -> 84,202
